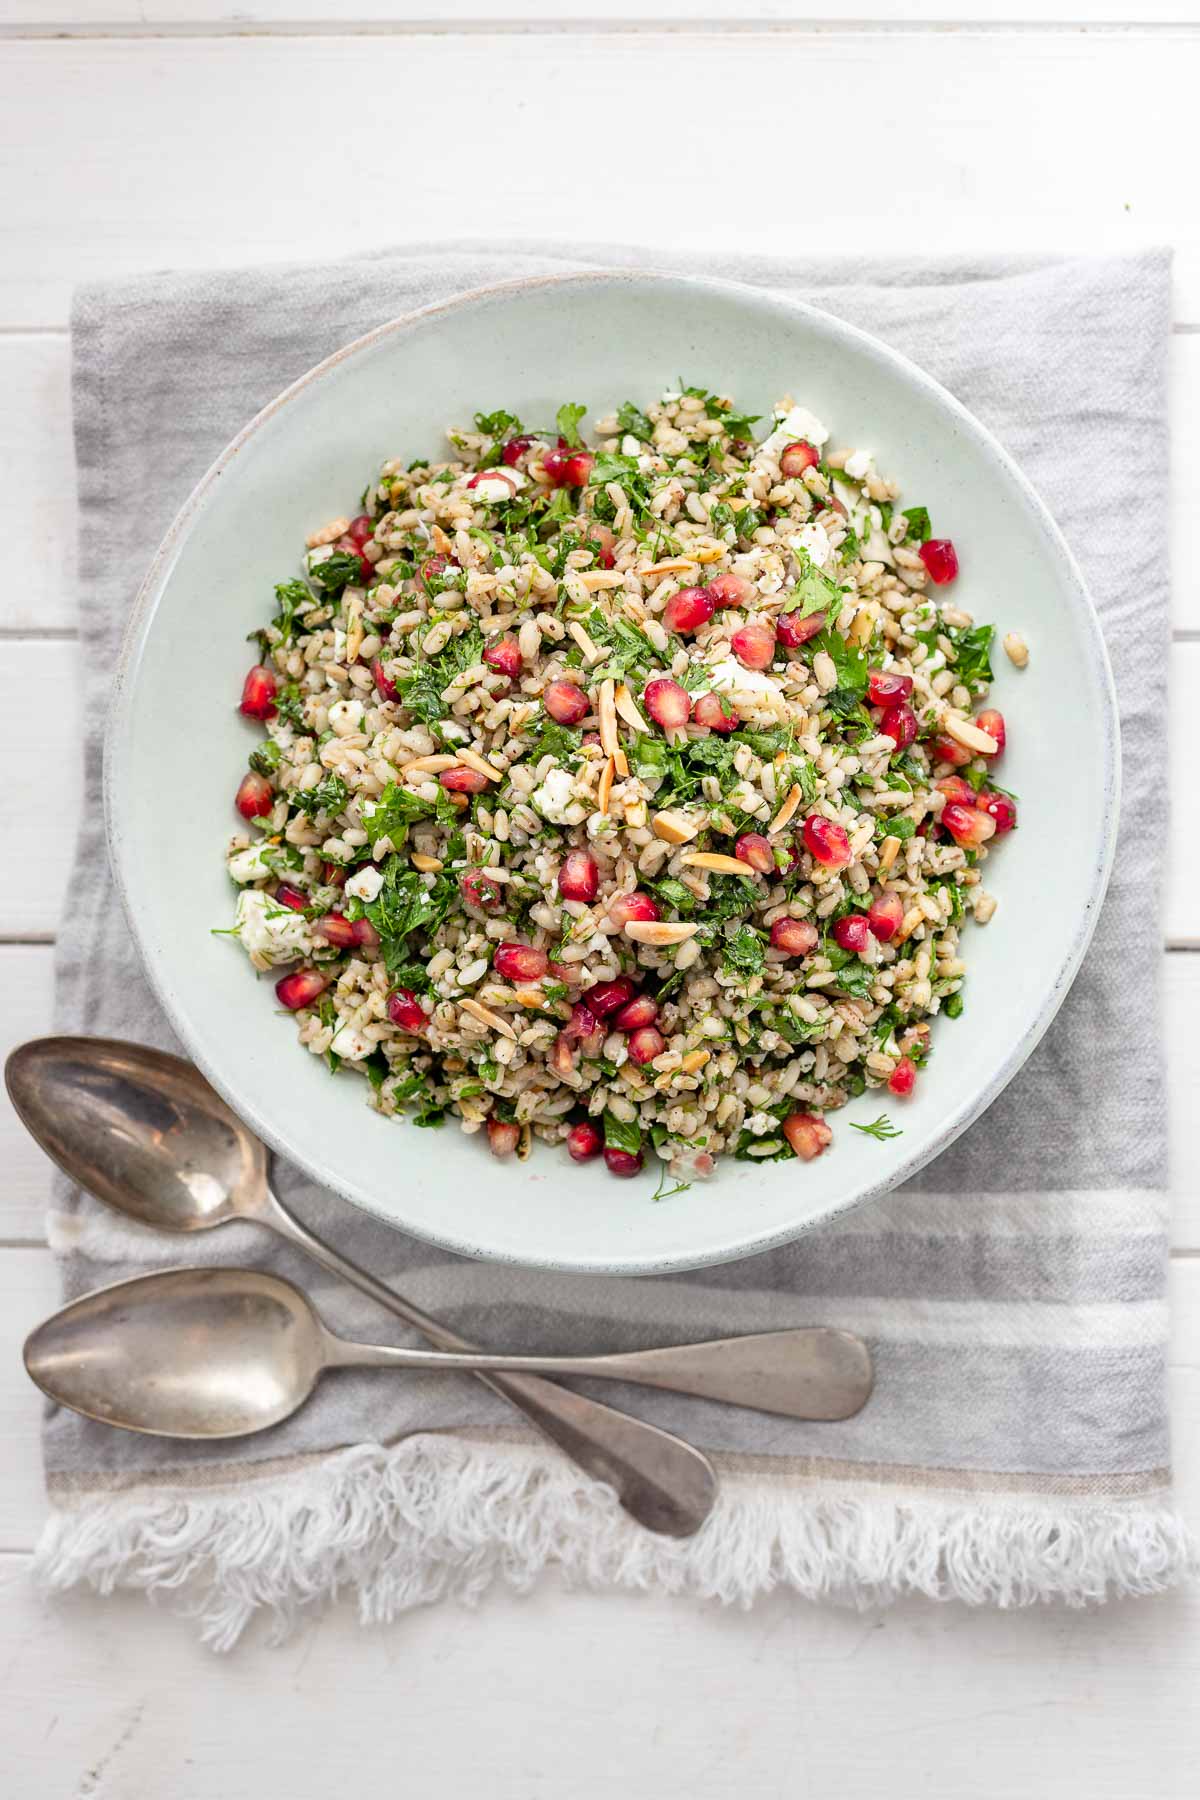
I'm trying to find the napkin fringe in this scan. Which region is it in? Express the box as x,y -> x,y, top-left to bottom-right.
33,1436 -> 1195,1650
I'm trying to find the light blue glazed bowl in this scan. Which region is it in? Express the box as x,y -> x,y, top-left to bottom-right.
106,273 -> 1118,1273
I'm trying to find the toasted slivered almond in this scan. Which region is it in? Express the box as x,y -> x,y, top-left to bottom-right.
652,809 -> 702,844
430,523 -> 453,555
894,906 -> 925,947
768,783 -> 803,835
578,570 -> 627,591
613,744 -> 630,779
454,747 -> 504,782
693,540 -> 727,564
942,712 -> 999,756
681,852 -> 759,877
636,557 -> 696,578
680,1049 -> 711,1074
410,852 -> 444,873
618,1063 -> 651,1091
624,920 -> 701,945
458,998 -> 517,1041
877,836 -> 902,874
614,683 -> 649,734
621,594 -> 648,624
401,754 -> 458,775
598,678 -> 618,757
344,597 -> 365,664
568,620 -> 604,665
305,516 -> 350,550
597,755 -> 615,816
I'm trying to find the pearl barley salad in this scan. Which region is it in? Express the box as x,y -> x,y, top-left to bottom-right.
225,386 -> 1024,1191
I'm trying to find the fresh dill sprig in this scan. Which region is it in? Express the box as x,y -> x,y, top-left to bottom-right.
652,1164 -> 692,1203
850,1114 -> 903,1142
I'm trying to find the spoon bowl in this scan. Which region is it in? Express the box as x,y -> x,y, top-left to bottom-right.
25,1266 -> 325,1437
6,1036 -> 263,1234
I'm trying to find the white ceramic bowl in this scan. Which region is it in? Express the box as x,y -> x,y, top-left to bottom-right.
107,272 -> 1118,1274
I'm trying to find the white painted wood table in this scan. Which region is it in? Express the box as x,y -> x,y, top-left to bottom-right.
2,6 -> 1199,1793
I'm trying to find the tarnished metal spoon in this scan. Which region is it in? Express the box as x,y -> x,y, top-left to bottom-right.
25,1265 -> 874,1434
6,1036 -> 720,1537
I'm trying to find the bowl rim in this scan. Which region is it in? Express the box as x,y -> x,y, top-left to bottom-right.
105,268 -> 1121,1274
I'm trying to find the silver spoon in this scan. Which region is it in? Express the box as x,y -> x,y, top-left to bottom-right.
6,1037 -> 720,1537
25,1264 -> 873,1435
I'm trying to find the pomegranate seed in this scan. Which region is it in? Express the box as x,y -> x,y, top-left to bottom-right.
274,882 -> 308,912
487,1118 -> 521,1158
235,772 -> 274,819
371,658 -> 398,701
936,776 -> 977,808
735,832 -> 775,874
978,790 -> 1017,834
566,1120 -> 603,1163
322,860 -> 348,889
585,976 -> 637,1017
879,703 -> 918,749
888,1057 -> 918,1098
942,803 -> 997,849
346,514 -> 374,547
460,869 -> 504,911
604,1146 -> 643,1178
542,680 -> 590,725
919,539 -> 959,584
643,677 -> 691,730
353,916 -> 381,950
563,1001 -> 600,1043
501,435 -> 532,466
975,709 -> 1006,755
782,1112 -> 833,1161
420,554 -> 449,586
493,942 -> 550,983
705,572 -> 755,609
543,447 -> 593,487
779,440 -> 819,477
558,848 -> 599,903
613,994 -> 659,1032
691,691 -> 739,734
867,892 -> 905,942
627,1026 -> 666,1065
483,634 -> 522,679
932,732 -> 972,769
867,668 -> 914,706
439,766 -> 490,794
802,814 -> 851,869
312,912 -> 358,949
607,891 -> 661,928
275,968 -> 329,1011
730,623 -> 777,671
468,469 -> 517,498
589,523 -> 617,569
832,913 -> 871,954
770,916 -> 819,957
239,664 -> 278,721
386,987 -> 427,1032
776,609 -> 826,649
662,587 -> 715,636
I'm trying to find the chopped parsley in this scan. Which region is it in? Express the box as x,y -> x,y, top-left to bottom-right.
556,401 -> 587,447
780,551 -> 845,626
398,625 -> 484,726
721,925 -> 766,980
616,400 -> 653,440
299,774 -> 349,820
902,505 -> 931,543
310,550 -> 364,595
603,1111 -> 642,1159
362,782 -> 434,849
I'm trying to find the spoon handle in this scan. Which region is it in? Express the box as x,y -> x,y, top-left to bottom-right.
326,1326 -> 873,1422
261,1189 -> 717,1538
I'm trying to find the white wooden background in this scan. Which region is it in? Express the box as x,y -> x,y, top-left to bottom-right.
2,6 -> 1199,1795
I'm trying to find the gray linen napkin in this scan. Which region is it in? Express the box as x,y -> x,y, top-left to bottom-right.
36,242 -> 1191,1648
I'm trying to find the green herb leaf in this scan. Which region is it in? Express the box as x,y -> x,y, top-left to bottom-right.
272,578 -> 314,644
902,506 -> 932,543
300,774 -> 349,819
362,782 -> 434,850
556,402 -> 587,447
948,623 -> 994,690
780,551 -> 845,625
603,1111 -> 642,1158
616,401 -> 653,440
722,925 -> 766,980
875,814 -> 916,842
474,408 -> 522,437
850,1114 -> 903,1142
310,550 -> 364,594
248,739 -> 282,778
